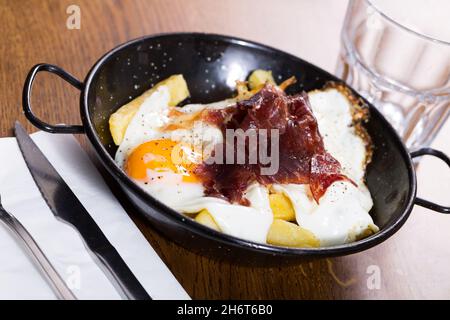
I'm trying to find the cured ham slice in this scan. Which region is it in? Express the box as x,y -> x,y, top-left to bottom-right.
195,84 -> 351,204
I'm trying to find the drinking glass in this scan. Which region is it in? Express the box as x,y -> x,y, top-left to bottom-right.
336,0 -> 450,149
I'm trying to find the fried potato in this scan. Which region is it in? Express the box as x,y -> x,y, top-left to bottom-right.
248,69 -> 276,90
354,224 -> 379,241
235,70 -> 276,101
109,74 -> 190,145
236,70 -> 296,101
235,80 -> 253,101
278,76 -> 297,91
269,193 -> 296,221
195,209 -> 221,231
267,219 -> 320,248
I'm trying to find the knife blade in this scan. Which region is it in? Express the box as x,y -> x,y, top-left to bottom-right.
14,121 -> 151,300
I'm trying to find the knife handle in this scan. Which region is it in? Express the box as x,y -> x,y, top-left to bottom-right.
94,248 -> 152,300
0,206 -> 77,300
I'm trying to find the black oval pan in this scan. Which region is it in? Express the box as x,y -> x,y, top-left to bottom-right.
22,33 -> 450,265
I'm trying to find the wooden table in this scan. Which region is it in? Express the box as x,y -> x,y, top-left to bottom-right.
1,0 -> 449,299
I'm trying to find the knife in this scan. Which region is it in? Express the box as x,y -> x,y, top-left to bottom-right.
14,121 -> 151,300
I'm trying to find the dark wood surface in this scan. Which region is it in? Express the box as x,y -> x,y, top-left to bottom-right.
1,0 -> 449,299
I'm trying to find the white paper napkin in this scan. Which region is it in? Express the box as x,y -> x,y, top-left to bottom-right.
0,131 -> 190,300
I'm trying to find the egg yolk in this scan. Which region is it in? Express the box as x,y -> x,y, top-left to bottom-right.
124,139 -> 202,183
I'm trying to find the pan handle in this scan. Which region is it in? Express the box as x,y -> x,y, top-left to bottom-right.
23,63 -> 85,134
411,148 -> 450,214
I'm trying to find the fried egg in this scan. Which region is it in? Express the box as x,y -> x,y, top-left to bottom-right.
175,184 -> 273,243
115,85 -> 273,243
115,86 -> 222,204
272,88 -> 378,246
115,84 -> 377,246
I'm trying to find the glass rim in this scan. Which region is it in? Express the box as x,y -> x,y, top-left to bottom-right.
365,0 -> 450,46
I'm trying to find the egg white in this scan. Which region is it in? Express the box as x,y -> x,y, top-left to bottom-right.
272,182 -> 377,246
173,184 -> 273,243
308,88 -> 368,185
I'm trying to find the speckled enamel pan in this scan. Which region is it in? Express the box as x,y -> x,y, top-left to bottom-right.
22,33 -> 449,265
